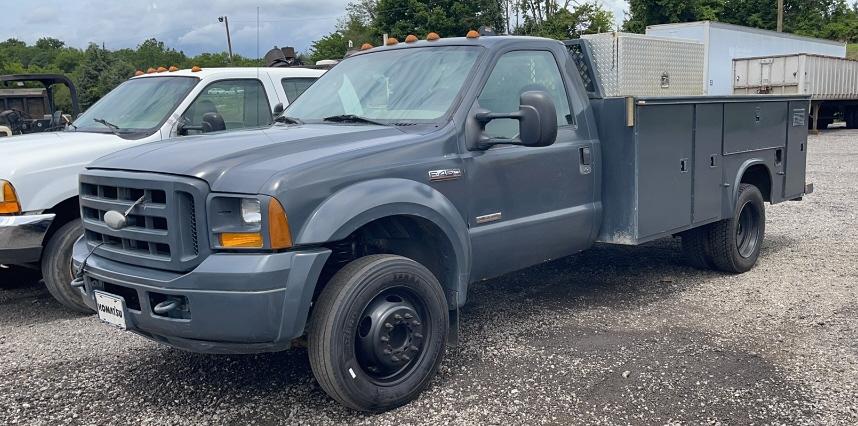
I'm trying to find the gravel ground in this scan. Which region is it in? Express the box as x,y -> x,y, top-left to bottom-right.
1,130 -> 856,425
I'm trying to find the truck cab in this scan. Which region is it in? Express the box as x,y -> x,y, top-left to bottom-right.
71,34 -> 810,412
0,66 -> 325,312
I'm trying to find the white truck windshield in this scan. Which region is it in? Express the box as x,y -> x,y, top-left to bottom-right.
286,46 -> 482,123
73,77 -> 198,134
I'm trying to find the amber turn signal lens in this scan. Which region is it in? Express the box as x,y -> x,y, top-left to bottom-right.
466,30 -> 479,39
0,181 -> 21,215
386,37 -> 399,46
219,232 -> 264,248
268,198 -> 293,249
405,35 -> 418,43
426,32 -> 440,41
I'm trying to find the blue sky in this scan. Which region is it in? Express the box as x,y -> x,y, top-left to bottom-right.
3,0 -> 628,57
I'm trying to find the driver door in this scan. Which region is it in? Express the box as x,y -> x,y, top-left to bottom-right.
465,49 -> 597,280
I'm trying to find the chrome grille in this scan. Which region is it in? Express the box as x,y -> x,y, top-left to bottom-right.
79,170 -> 209,272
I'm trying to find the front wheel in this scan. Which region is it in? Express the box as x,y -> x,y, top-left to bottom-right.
708,184 -> 766,273
308,255 -> 448,412
41,220 -> 93,313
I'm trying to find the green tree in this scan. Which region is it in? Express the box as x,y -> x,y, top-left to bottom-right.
374,0 -> 506,38
309,32 -> 350,63
76,44 -> 134,108
517,1 -> 615,39
623,0 -> 724,33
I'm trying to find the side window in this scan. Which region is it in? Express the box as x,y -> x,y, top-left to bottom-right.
478,50 -> 573,139
281,78 -> 317,103
182,79 -> 271,133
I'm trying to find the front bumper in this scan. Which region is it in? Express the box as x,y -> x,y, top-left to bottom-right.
72,237 -> 331,354
0,213 -> 55,265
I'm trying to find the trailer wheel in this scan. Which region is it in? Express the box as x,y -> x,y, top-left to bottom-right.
708,184 -> 765,274
42,220 -> 92,313
308,254 -> 448,412
681,225 -> 714,270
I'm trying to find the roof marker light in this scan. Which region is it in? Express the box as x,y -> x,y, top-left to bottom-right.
360,43 -> 374,50
426,32 -> 440,41
405,35 -> 418,43
157,66 -> 167,73
386,37 -> 399,46
146,67 -> 157,74
168,66 -> 179,72
466,30 -> 479,39
191,66 -> 202,72
134,70 -> 144,76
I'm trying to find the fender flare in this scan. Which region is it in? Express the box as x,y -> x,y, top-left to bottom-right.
295,178 -> 472,307
733,158 -> 773,206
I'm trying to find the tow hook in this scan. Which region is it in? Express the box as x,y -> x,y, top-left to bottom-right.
153,299 -> 181,315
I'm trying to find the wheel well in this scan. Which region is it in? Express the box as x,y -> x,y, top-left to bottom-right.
42,197 -> 80,244
740,165 -> 772,202
316,215 -> 459,309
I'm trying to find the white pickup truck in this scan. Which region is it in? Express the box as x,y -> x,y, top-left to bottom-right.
0,66 -> 325,311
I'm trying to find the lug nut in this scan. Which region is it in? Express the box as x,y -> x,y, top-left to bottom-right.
394,314 -> 403,320
412,320 -> 421,326
384,349 -> 392,355
391,355 -> 400,362
401,354 -> 411,361
414,333 -> 423,339
380,336 -> 389,342
384,322 -> 393,329
409,345 -> 418,351
404,313 -> 413,319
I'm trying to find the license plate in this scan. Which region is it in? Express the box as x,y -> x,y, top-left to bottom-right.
94,291 -> 127,329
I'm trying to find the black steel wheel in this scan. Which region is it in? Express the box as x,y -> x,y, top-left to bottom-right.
308,255 -> 448,412
708,184 -> 766,273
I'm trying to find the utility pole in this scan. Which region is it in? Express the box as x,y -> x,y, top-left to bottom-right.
218,16 -> 234,62
777,0 -> 784,32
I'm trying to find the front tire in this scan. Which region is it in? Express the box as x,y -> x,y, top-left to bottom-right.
308,255 -> 448,412
708,184 -> 766,273
41,220 -> 92,313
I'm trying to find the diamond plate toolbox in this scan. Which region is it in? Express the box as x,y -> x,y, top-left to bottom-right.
582,32 -> 705,97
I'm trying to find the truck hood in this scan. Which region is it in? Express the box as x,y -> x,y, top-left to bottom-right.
0,131 -> 126,180
90,124 -> 416,193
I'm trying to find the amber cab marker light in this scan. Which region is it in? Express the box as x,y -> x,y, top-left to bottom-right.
134,70 -> 144,76
405,34 -> 418,43
168,66 -> 179,72
146,67 -> 157,74
386,37 -> 399,46
220,232 -> 264,249
268,199 -> 293,249
360,43 -> 374,51
426,32 -> 440,41
191,66 -> 202,72
156,66 -> 167,73
466,30 -> 480,39
0,181 -> 21,215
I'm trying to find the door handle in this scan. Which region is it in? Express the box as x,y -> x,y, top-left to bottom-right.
579,146 -> 592,166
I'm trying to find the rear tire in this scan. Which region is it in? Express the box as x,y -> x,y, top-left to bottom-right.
681,225 -> 714,270
308,255 -> 448,412
708,184 -> 765,274
41,220 -> 92,313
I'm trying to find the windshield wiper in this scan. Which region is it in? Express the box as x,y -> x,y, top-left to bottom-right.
93,118 -> 121,135
323,114 -> 387,126
275,115 -> 304,125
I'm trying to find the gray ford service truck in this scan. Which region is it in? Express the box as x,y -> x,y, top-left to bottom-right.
72,35 -> 811,411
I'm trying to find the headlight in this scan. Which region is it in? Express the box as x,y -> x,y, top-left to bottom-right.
0,180 -> 21,215
212,196 -> 292,250
240,199 -> 262,224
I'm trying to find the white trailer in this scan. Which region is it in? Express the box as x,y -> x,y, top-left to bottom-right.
646,21 -> 847,96
733,54 -> 858,130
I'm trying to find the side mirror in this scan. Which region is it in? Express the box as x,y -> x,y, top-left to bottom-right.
272,102 -> 284,117
201,112 -> 226,133
474,91 -> 558,149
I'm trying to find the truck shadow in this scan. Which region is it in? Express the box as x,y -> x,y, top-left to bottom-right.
70,232 -> 803,421
0,267 -> 92,326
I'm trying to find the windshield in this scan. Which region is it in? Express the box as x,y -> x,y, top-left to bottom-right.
286,46 -> 482,123
73,77 -> 198,134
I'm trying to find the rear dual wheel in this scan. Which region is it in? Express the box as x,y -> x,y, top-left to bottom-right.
308,255 -> 448,412
682,184 -> 765,274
